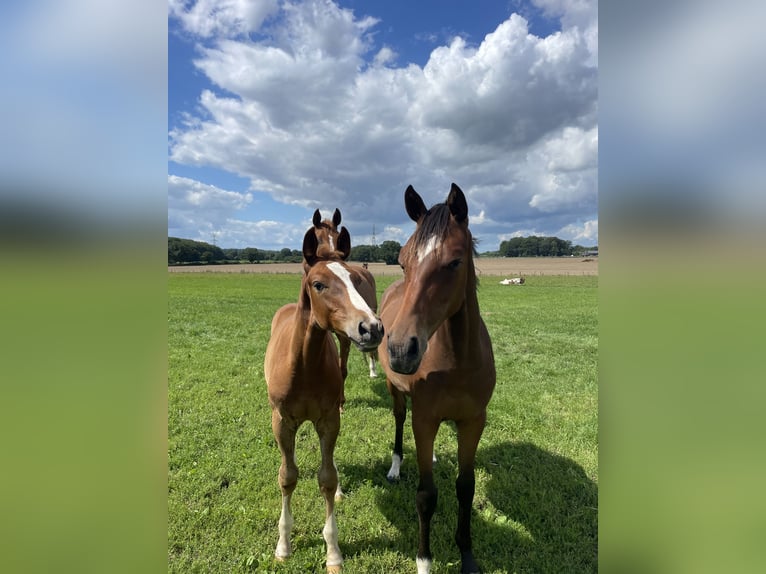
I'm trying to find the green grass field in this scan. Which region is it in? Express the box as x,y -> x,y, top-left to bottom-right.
168,273 -> 597,573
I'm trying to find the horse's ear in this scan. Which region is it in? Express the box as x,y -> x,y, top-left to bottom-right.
405,185 -> 428,223
312,209 -> 322,227
302,227 -> 320,266
447,183 -> 468,223
337,226 -> 352,260
332,208 -> 342,228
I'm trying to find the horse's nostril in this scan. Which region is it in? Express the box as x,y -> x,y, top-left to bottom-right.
406,336 -> 419,358
358,322 -> 369,337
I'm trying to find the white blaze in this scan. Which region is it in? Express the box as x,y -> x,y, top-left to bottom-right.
418,235 -> 439,263
327,262 -> 376,321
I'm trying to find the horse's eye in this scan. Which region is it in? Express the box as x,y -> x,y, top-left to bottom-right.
446,259 -> 461,271
313,281 -> 326,292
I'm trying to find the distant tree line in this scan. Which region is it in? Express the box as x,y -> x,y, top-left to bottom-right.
168,237 -> 303,265
349,241 -> 402,265
168,237 -> 403,265
169,235 -> 596,265
495,236 -> 596,257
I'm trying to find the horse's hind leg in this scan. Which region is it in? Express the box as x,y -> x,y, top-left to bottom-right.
271,410 -> 298,561
315,412 -> 343,572
366,348 -> 378,378
386,383 -> 406,481
454,413 -> 487,574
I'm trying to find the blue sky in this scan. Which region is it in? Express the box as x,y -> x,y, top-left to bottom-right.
168,0 -> 598,250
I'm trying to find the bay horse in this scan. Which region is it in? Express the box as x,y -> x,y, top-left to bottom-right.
264,227 -> 384,572
312,209 -> 380,383
377,183 -> 496,574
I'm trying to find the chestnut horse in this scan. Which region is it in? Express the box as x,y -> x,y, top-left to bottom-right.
377,184 -> 496,574
265,227 -> 384,572
311,209 -> 380,382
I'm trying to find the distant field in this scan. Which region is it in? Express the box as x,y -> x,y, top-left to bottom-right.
168,256 -> 598,276
168,271 -> 597,573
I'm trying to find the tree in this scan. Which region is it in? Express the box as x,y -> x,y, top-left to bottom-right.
350,244 -> 376,262
498,235 -> 575,257
378,240 -> 402,265
244,247 -> 263,263
168,237 -> 225,264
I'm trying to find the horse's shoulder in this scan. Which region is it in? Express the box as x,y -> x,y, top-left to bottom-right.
380,278 -> 404,316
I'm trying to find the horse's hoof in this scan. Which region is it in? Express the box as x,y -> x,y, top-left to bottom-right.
385,474 -> 398,484
326,564 -> 342,573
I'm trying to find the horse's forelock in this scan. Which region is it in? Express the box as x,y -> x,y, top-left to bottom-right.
321,219 -> 337,232
410,203 -> 451,254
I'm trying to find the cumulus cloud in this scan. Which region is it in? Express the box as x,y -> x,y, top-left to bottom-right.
168,0 -> 280,38
168,175 -> 252,236
559,219 -> 598,243
169,0 -> 598,248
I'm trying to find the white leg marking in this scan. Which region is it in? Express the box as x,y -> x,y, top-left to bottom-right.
276,495 -> 293,558
323,512 -> 343,568
387,453 -> 402,481
368,354 -> 377,378
417,556 -> 432,574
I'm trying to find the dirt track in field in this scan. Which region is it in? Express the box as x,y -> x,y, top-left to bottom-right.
168,257 -> 598,276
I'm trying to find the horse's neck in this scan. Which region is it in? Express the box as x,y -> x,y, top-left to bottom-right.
446,262 -> 482,353
289,289 -> 328,365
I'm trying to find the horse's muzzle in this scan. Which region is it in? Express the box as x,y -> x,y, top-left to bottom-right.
387,335 -> 423,375
355,318 -> 384,351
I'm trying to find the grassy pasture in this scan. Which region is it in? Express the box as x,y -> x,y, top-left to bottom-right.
168,272 -> 597,573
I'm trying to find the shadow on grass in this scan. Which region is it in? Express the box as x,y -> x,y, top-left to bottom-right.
341,441 -> 597,573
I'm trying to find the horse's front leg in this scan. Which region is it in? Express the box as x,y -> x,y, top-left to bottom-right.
271,410 -> 298,561
315,412 -> 343,572
386,383 -> 406,481
454,413 -> 487,574
412,415 -> 440,574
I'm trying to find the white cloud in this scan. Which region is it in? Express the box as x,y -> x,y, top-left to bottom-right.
168,175 -> 253,237
558,219 -> 598,243
540,126 -> 598,172
169,0 -> 280,38
169,0 -> 598,248
373,46 -> 397,67
214,218 -> 306,249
